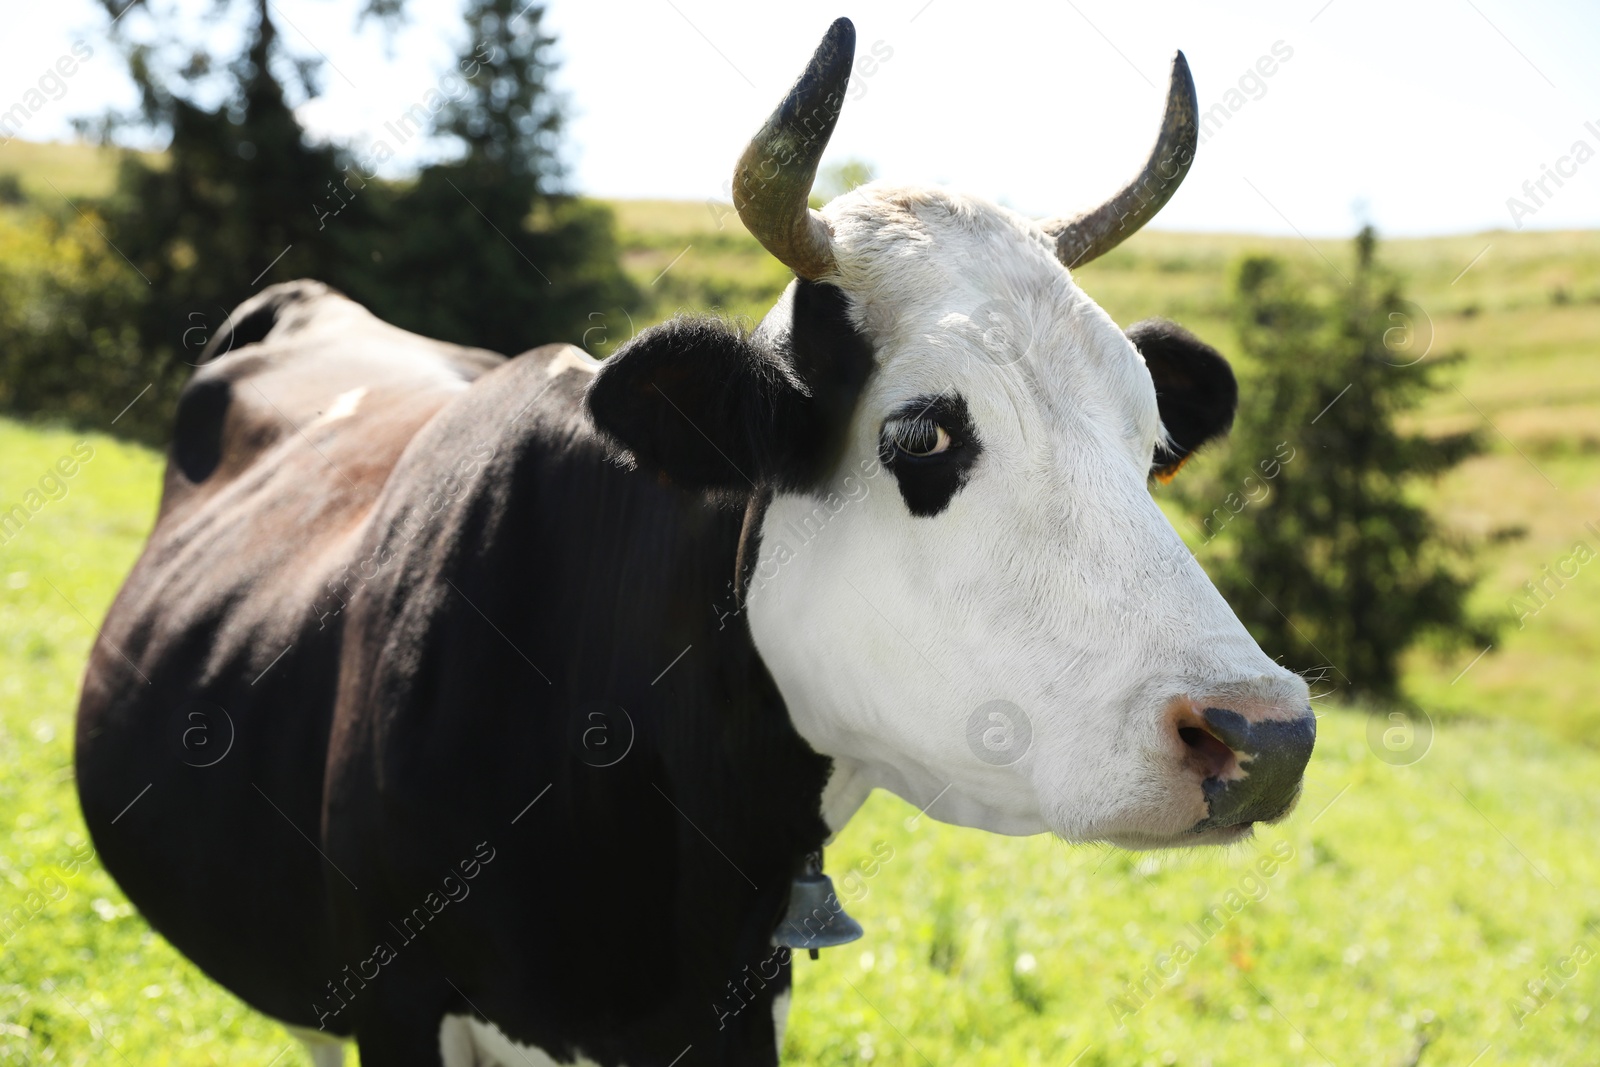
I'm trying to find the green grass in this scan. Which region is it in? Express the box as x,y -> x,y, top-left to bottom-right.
0,141 -> 154,202
1,143 -> 1596,1061
809,716 -> 1600,1067
2,414 -> 1598,1064
0,418 -> 309,1064
609,198 -> 797,338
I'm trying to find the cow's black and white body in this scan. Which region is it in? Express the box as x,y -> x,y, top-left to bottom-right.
76,19 -> 1315,1066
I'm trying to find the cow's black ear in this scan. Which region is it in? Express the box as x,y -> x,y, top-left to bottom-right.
587,282 -> 874,492
1128,318 -> 1237,483
586,317 -> 779,490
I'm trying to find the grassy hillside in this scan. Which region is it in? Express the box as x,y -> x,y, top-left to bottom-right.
0,420 -> 303,1064
1076,229 -> 1600,746
0,139 -> 1595,1062
0,140 -> 153,201
2,417 -> 1597,1065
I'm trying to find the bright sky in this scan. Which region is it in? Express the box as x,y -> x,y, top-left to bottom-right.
4,0 -> 1599,236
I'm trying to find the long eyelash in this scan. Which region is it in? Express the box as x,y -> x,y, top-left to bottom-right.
887,418 -> 940,453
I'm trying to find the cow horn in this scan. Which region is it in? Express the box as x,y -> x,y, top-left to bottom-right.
1043,52 -> 1199,269
732,18 -> 855,281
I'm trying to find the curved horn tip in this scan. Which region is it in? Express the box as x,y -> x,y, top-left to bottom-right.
1169,50 -> 1195,104
1043,47 -> 1201,269
783,17 -> 856,124
731,16 -> 857,280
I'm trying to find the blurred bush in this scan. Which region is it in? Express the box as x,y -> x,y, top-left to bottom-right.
0,200 -> 174,445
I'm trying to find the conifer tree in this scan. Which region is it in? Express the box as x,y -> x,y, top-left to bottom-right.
96,0 -> 377,404
1181,227 -> 1497,703
82,0 -> 637,442
359,0 -> 638,355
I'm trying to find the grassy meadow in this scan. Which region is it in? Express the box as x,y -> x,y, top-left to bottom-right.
1,141 -> 1598,1064
2,419 -> 1597,1065
0,140 -> 158,202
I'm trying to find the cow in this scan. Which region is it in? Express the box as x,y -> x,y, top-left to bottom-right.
74,18 -> 1315,1067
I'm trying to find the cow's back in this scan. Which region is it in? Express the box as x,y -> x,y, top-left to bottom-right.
74,281 -> 505,1028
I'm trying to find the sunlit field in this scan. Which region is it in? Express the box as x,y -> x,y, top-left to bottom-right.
2,145 -> 1597,1064
3,419 -> 1598,1064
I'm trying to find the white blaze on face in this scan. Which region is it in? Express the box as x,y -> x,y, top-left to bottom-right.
747,183 -> 1310,848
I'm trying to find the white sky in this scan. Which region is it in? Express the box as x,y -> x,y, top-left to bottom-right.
3,0 -> 1599,236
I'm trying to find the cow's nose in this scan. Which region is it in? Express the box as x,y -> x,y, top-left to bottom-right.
1190,706 -> 1316,830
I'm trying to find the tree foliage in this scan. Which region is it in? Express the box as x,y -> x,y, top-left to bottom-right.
0,207 -> 153,438
352,0 -> 638,356
3,0 -> 637,443
91,0 -> 380,441
1180,227 -> 1498,704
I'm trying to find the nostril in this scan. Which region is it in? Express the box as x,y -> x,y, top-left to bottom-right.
1188,704 -> 1318,831
1199,706 -> 1255,752
1178,723 -> 1236,780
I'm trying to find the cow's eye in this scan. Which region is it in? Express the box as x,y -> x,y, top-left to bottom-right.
885,417 -> 951,458
879,395 -> 982,518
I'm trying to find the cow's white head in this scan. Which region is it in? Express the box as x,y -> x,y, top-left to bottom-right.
590,19 -> 1313,850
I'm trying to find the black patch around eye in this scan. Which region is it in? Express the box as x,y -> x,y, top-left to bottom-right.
878,393 -> 983,518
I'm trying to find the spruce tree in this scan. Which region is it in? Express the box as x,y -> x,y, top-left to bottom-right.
95,0 -> 378,429
1181,227 -> 1497,704
84,0 -> 637,444
358,0 -> 638,355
